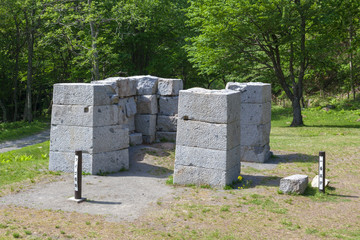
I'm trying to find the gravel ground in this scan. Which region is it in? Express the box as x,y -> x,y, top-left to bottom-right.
0,129 -> 50,153
0,144 -> 174,222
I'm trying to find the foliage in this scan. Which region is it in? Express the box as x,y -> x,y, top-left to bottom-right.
0,141 -> 50,190
0,119 -> 49,142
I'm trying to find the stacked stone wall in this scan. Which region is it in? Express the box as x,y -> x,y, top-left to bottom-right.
226,82 -> 272,163
49,83 -> 130,174
49,76 -> 182,174
173,88 -> 241,188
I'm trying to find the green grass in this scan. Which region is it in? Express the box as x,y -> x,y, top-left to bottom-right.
0,141 -> 51,191
270,105 -> 360,156
0,119 -> 49,143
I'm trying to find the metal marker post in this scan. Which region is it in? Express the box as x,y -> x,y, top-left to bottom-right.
319,151 -> 326,193
74,151 -> 82,199
68,151 -> 86,203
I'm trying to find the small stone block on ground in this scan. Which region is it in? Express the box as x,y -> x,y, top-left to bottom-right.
130,132 -> 143,146
311,175 -> 330,188
279,174 -> 308,194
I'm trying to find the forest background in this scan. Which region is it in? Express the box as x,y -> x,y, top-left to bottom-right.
0,0 -> 359,126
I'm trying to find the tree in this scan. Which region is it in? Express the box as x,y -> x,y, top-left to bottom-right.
186,0 -> 340,126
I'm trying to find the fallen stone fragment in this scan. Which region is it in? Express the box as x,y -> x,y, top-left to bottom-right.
311,175 -> 330,188
279,174 -> 308,194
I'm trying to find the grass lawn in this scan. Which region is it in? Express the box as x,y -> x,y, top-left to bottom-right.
0,105 -> 359,239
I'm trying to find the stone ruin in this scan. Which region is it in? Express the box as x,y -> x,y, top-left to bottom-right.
49,76 -> 271,187
174,88 -> 241,186
49,76 -> 182,174
226,82 -> 272,163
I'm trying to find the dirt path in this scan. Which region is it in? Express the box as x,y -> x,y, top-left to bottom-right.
0,144 -> 175,222
0,129 -> 50,153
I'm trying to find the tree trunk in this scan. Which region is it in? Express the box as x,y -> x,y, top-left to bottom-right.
349,21 -> 355,100
24,10 -> 34,123
0,99 -> 7,122
88,0 -> 100,81
13,15 -> 21,122
291,96 -> 303,127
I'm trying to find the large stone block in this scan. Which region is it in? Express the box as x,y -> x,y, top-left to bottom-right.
53,83 -> 117,106
128,75 -> 158,95
173,164 -> 240,188
240,144 -> 271,163
51,104 -> 119,127
136,95 -> 158,114
156,131 -> 176,142
279,174 -> 308,194
159,96 -> 179,116
241,122 -> 271,147
240,102 -> 271,125
94,77 -> 137,97
49,149 -> 129,174
157,78 -> 183,96
176,119 -> 241,151
129,132 -> 143,146
178,88 -> 241,124
118,97 -> 136,119
118,97 -> 136,129
50,125 -> 129,153
175,145 -> 240,171
135,114 -> 157,136
226,82 -> 271,103
156,115 -> 177,132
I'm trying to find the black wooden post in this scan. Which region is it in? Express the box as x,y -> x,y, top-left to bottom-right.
74,151 -> 82,199
319,151 -> 326,193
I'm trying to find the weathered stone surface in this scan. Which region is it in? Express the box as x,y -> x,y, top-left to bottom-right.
240,122 -> 271,146
178,88 -> 241,124
50,125 -> 129,153
240,145 -> 271,163
128,75 -> 158,95
311,175 -> 330,188
176,119 -> 241,151
135,114 -> 157,136
240,102 -> 271,125
118,97 -> 136,128
173,164 -> 240,188
158,96 -> 179,116
49,149 -> 129,174
129,132 -> 143,146
51,104 -> 119,127
136,95 -> 158,114
157,78 -> 183,96
279,174 -> 308,194
226,82 -> 271,103
156,131 -> 176,142
142,134 -> 156,144
175,145 -> 240,170
156,115 -> 177,132
106,77 -> 137,97
53,83 -> 117,106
